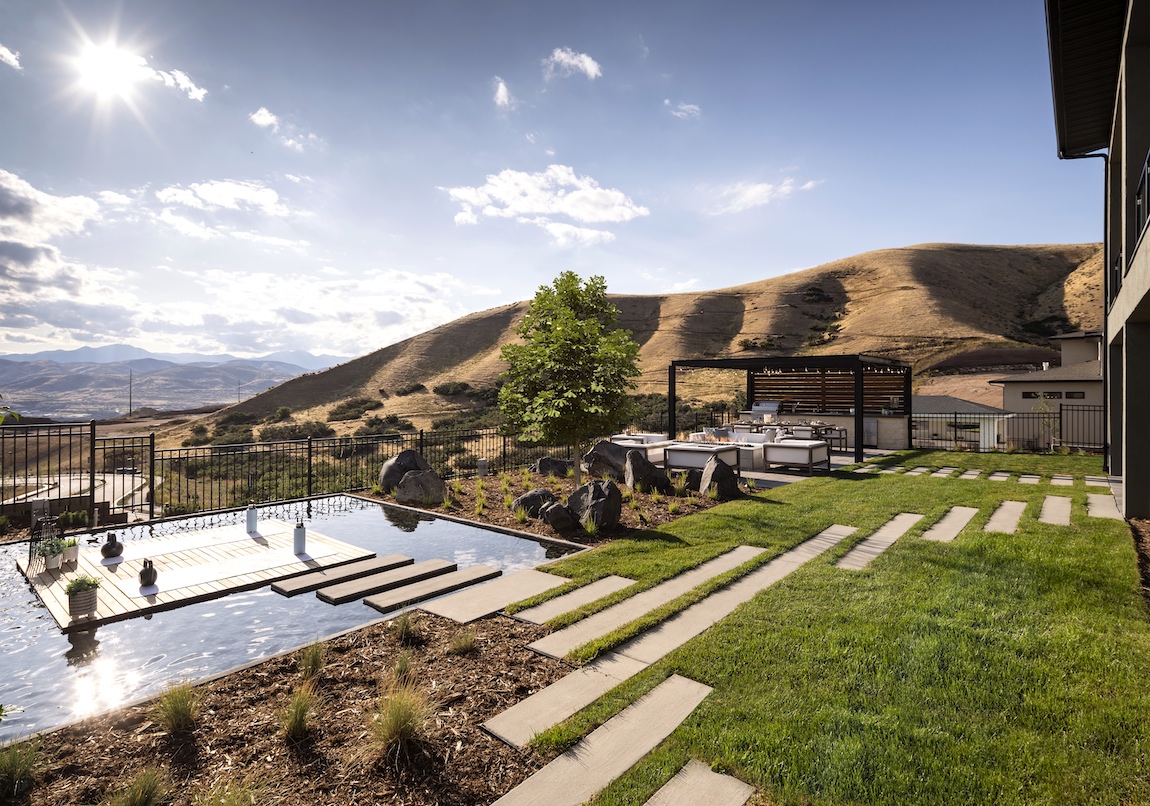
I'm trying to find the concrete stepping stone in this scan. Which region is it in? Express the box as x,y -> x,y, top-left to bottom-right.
904,466 -> 930,476
364,565 -> 502,614
528,546 -> 766,660
491,675 -> 712,806
987,471 -> 1011,481
1018,474 -> 1041,485
515,575 -> 635,625
317,558 -> 456,605
1039,496 -> 1072,526
485,526 -> 855,748
930,467 -> 959,478
419,569 -> 569,623
1087,493 -> 1124,520
852,465 -> 878,474
835,513 -> 923,570
921,506 -> 980,542
958,469 -> 983,480
1086,475 -> 1110,487
272,553 -> 411,597
1051,475 -> 1073,487
984,501 -> 1027,533
879,466 -> 905,474
644,759 -> 755,806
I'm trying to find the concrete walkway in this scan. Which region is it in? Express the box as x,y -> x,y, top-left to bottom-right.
958,469 -> 983,480
418,569 -> 569,623
643,759 -> 755,806
492,674 -> 712,806
835,513 -> 923,570
879,466 -> 905,474
921,506 -> 980,542
930,467 -> 958,478
988,471 -> 1011,481
1086,475 -> 1110,487
985,501 -> 1027,533
1087,493 -> 1124,520
905,467 -> 930,476
515,575 -> 635,625
1039,496 -> 1072,526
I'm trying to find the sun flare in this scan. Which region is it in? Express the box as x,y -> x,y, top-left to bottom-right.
75,44 -> 148,100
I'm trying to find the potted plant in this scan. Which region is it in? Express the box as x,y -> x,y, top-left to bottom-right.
62,537 -> 80,564
65,574 -> 100,618
38,537 -> 65,570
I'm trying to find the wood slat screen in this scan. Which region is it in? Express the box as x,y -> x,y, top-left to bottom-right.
751,368 -> 908,415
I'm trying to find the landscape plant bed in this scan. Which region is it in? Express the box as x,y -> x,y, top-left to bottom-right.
8,613 -> 569,806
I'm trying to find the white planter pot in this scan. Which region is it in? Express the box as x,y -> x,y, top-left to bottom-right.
63,545 -> 79,563
44,553 -> 62,570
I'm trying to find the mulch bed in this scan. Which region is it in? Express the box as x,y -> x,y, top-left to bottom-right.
17,614 -> 570,805
1130,518 -> 1150,601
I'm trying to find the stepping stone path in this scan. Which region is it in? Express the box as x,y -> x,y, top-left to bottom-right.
1087,493 -> 1124,520
921,506 -> 980,542
365,565 -> 502,614
904,467 -> 930,476
1051,475 -> 1073,487
271,553 -> 411,597
879,466 -> 905,474
985,501 -> 1027,533
987,471 -> 1011,482
643,759 -> 755,806
930,467 -> 959,478
528,546 -> 766,660
852,465 -> 879,474
515,575 -> 635,624
1018,474 -> 1041,485
1086,475 -> 1110,487
958,469 -> 983,480
485,526 -> 856,749
316,558 -> 456,605
835,513 -> 923,569
493,675 -> 713,806
1039,496 -> 1072,526
419,569 -> 568,623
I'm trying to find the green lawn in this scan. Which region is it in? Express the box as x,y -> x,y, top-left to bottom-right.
525,451 -> 1150,804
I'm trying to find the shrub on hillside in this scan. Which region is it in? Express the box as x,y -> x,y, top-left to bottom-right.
327,397 -> 384,422
432,381 -> 471,396
267,406 -> 293,423
394,383 -> 426,397
356,415 -> 414,436
259,421 -> 336,442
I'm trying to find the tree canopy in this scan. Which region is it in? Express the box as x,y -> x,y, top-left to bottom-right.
499,272 -> 640,483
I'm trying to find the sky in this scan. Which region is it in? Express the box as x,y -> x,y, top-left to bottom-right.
0,0 -> 1102,360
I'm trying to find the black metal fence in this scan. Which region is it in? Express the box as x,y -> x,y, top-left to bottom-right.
1,423 -> 570,524
910,406 -> 1103,452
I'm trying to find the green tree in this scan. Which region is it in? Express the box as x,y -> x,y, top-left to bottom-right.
499,272 -> 640,484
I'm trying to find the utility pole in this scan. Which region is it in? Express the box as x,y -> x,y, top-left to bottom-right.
128,369 -> 133,416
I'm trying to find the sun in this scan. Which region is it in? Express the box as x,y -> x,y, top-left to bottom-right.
75,44 -> 148,100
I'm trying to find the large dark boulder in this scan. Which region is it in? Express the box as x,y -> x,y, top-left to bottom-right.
511,488 -> 558,518
699,456 -> 742,501
567,479 -> 623,530
540,501 -> 579,534
394,470 -> 445,506
582,440 -> 631,481
683,468 -> 703,493
379,450 -> 432,492
532,457 -> 575,477
624,450 -> 672,494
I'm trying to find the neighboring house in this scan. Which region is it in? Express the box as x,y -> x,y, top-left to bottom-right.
1046,0 -> 1147,517
911,395 -> 1015,452
991,331 -> 1103,413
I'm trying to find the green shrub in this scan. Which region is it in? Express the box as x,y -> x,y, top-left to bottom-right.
258,421 -> 335,441
103,766 -> 169,806
0,739 -> 37,797
267,406 -> 292,423
163,502 -> 199,517
65,575 -> 101,595
58,510 -> 89,529
0,515 -> 8,535
327,397 -> 384,422
153,681 -> 201,734
394,383 -> 426,397
432,381 -> 471,396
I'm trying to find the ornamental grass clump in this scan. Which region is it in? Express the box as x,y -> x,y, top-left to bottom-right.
371,681 -> 433,760
154,681 -> 201,734
103,766 -> 169,806
0,739 -> 37,798
503,493 -> 514,509
393,611 -> 423,646
447,628 -> 477,656
391,651 -> 415,687
192,777 -> 264,806
672,472 -> 688,496
297,639 -> 325,681
667,500 -> 680,515
513,506 -> 529,524
279,683 -> 317,743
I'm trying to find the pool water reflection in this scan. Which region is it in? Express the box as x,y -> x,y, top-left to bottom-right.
0,495 -> 575,742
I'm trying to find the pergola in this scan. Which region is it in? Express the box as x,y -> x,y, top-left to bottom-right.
667,354 -> 914,463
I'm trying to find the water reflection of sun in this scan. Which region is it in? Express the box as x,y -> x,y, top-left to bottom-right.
71,658 -> 141,719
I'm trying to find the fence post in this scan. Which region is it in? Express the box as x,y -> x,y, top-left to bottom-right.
307,437 -> 314,498
1059,407 -> 1065,448
419,430 -> 425,456
148,432 -> 156,520
88,420 -> 97,525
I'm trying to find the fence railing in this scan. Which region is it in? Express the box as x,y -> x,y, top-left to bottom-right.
0,424 -> 570,524
910,406 -> 1103,452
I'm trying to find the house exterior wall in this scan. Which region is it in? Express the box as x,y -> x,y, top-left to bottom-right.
1058,337 -> 1102,365
999,381 -> 1103,413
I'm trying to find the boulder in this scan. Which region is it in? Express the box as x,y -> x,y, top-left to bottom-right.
511,488 -> 558,518
539,501 -> 579,534
532,457 -> 575,477
394,470 -> 446,506
699,456 -> 742,501
582,440 -> 631,481
677,468 -> 703,493
379,450 -> 432,493
624,450 -> 673,494
567,479 -> 623,530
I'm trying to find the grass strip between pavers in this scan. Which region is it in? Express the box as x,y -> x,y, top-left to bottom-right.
528,451 -> 1149,805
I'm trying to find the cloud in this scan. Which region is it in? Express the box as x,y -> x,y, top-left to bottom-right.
249,107 -> 279,130
0,170 -> 100,242
664,99 -> 701,120
281,132 -> 321,152
493,77 -> 516,109
709,178 -> 815,215
155,180 -> 289,216
444,164 -> 647,247
160,69 -> 207,101
543,47 -> 601,80
157,209 -> 218,239
230,230 -> 309,250
97,190 -> 133,206
0,44 -> 20,70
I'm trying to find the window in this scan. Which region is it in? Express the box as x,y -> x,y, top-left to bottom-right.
1066,391 -> 1085,399
1022,391 -> 1039,399
1043,392 -> 1063,399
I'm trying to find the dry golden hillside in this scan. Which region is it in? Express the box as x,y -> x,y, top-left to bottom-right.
184,242 -> 1100,437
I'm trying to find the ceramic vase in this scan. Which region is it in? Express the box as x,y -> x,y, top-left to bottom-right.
138,559 -> 158,587
100,533 -> 123,559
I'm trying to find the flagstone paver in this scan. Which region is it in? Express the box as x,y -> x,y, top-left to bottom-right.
1087,493 -> 1124,520
905,467 -> 930,476
921,506 -> 980,542
835,513 -> 923,570
931,467 -> 959,478
1039,496 -> 1072,526
515,575 -> 636,625
418,569 -> 569,623
491,675 -> 712,806
1018,474 -> 1041,485
958,469 -> 983,480
1051,475 -> 1073,487
1086,475 -> 1110,487
987,471 -> 1011,481
985,501 -> 1027,533
643,759 -> 755,806
528,545 -> 766,660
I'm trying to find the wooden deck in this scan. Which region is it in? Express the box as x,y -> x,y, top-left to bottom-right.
16,519 -> 375,633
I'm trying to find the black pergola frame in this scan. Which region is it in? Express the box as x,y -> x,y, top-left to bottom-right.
667,354 -> 913,463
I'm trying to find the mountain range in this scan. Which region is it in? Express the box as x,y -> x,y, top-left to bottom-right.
0,344 -> 346,370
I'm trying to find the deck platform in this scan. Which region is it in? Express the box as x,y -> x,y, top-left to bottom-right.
16,519 -> 375,633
